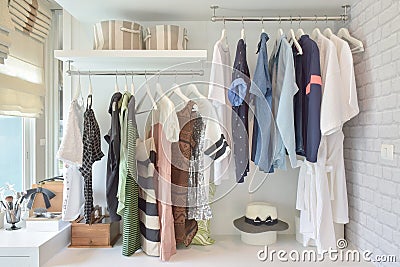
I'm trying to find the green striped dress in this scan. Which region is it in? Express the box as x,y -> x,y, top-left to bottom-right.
121,94 -> 140,256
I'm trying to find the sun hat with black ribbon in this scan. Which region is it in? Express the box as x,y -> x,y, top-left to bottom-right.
233,202 -> 288,234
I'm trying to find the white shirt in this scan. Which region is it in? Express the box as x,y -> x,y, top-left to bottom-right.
330,34 -> 360,122
195,98 -> 231,185
313,33 -> 343,135
208,39 -> 236,183
62,164 -> 84,221
146,96 -> 180,143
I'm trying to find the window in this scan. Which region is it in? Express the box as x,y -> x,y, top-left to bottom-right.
0,115 -> 34,191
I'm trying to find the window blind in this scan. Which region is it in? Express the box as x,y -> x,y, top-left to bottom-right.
0,0 -> 49,118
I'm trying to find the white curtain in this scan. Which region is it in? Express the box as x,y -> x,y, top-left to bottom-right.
0,73 -> 44,117
0,29 -> 45,118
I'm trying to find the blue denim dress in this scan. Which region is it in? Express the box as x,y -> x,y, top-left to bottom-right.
249,32 -> 275,173
229,39 -> 250,183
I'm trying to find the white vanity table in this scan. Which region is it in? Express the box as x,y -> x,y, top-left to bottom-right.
0,223 -> 71,267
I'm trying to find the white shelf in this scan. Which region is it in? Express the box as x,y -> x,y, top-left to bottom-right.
43,235 -> 373,267
54,49 -> 207,71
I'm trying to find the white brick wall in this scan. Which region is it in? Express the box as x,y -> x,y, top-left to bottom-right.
342,1 -> 400,266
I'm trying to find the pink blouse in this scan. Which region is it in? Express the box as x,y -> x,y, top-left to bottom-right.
152,123 -> 176,261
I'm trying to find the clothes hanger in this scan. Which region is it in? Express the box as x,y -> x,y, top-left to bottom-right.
167,72 -> 191,103
73,70 -> 82,101
276,16 -> 284,43
187,83 -> 206,99
136,71 -> 157,112
114,71 -> 119,92
323,15 -> 334,38
311,16 -> 322,40
240,17 -> 246,41
154,72 -> 165,100
295,16 -> 305,39
219,17 -> 228,48
286,16 -> 303,55
323,28 -> 334,38
88,71 -> 93,95
130,73 -> 135,95
288,28 -> 303,55
337,27 -> 364,53
168,83 -> 191,103
124,71 -> 129,93
186,70 -> 206,99
261,17 -> 265,33
87,71 -> 93,107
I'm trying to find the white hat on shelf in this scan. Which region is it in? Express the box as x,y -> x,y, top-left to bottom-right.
233,202 -> 289,246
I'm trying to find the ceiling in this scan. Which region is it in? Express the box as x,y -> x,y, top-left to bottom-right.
54,0 -> 356,22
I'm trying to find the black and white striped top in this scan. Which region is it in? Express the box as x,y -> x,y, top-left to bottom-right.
136,137 -> 160,257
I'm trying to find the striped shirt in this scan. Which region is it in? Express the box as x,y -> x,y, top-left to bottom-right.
121,95 -> 140,256
137,137 -> 160,257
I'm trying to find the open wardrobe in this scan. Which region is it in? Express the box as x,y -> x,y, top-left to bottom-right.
0,0 -> 399,266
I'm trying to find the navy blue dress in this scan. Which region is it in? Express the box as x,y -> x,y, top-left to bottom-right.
231,39 -> 250,183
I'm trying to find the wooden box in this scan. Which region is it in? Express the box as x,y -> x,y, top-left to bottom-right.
69,216 -> 120,248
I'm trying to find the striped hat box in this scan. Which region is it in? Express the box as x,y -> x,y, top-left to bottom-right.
144,25 -> 188,50
94,20 -> 143,50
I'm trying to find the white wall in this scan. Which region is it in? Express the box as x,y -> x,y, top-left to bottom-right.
340,1 -> 400,266
63,13 -> 335,235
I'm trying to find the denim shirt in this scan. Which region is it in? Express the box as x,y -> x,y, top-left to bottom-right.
269,35 -> 299,170
249,32 -> 274,173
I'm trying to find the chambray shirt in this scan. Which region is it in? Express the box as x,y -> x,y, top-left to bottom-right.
269,35 -> 299,170
249,32 -> 274,173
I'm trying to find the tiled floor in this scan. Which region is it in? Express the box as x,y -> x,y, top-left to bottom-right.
43,235 -> 374,266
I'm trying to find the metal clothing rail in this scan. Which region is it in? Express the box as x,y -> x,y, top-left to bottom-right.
66,69 -> 205,76
210,5 -> 350,23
